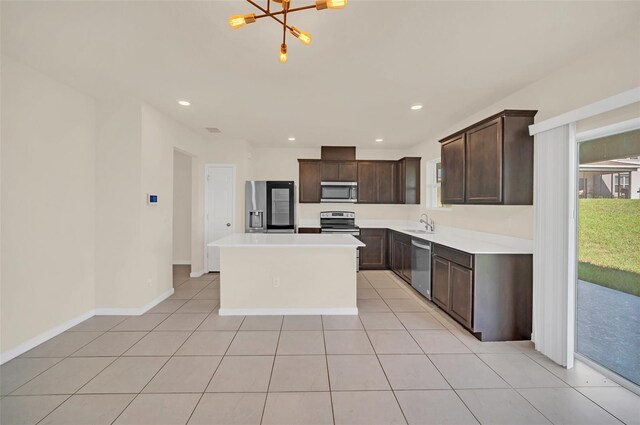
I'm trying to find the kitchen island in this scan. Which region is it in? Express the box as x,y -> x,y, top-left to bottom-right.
208,233 -> 364,316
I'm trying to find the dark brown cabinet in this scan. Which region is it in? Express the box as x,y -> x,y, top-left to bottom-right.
298,160 -> 321,203
431,243 -> 532,341
439,110 -> 537,205
357,161 -> 397,204
321,161 -> 357,182
432,256 -> 451,309
449,264 -> 474,328
397,157 -> 421,204
441,135 -> 465,204
432,245 -> 474,329
298,152 -> 420,205
359,228 -> 387,270
466,118 -> 503,203
390,231 -> 412,284
298,227 -> 321,234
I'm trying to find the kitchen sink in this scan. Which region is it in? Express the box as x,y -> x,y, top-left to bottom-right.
403,229 -> 434,234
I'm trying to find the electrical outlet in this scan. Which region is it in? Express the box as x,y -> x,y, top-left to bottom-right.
272,277 -> 280,288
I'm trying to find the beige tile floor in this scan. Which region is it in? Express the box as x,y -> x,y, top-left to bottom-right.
1,266 -> 639,424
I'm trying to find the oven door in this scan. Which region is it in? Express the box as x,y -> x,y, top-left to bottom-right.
321,182 -> 357,203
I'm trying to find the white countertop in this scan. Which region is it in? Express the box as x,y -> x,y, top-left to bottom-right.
297,219 -> 532,254
386,226 -> 532,254
209,233 -> 365,248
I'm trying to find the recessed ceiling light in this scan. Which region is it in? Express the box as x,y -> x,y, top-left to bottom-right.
178,100 -> 191,106
375,138 -> 383,143
410,104 -> 423,110
288,137 -> 296,141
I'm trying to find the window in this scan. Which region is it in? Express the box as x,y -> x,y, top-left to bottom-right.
614,174 -> 629,188
426,158 -> 447,209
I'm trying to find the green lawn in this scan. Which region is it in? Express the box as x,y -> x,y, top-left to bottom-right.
578,198 -> 640,296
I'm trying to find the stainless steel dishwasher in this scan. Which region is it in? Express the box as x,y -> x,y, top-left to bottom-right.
411,240 -> 432,300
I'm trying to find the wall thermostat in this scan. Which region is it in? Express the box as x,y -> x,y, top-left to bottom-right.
147,193 -> 158,204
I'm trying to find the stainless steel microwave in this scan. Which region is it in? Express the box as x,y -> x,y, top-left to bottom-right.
320,182 -> 358,203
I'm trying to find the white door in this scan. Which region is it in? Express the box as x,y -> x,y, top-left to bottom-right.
206,165 -> 235,272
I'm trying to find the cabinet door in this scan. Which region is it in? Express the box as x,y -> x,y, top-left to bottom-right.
466,117 -> 503,203
392,239 -> 403,276
401,242 -> 412,283
299,160 -> 321,203
432,256 -> 451,310
449,264 -> 473,328
339,161 -> 358,181
321,161 -> 340,181
402,158 -> 421,204
359,229 -> 387,269
376,162 -> 396,203
441,135 -> 465,204
357,161 -> 377,203
396,160 -> 406,204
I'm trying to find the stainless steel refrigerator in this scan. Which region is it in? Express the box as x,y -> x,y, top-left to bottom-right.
245,181 -> 296,233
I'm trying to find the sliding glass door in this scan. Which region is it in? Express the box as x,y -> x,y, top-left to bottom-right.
576,128 -> 640,386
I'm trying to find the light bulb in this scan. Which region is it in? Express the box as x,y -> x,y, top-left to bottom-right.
228,13 -> 256,29
327,0 -> 347,8
290,26 -> 312,45
279,44 -> 288,63
316,0 -> 347,9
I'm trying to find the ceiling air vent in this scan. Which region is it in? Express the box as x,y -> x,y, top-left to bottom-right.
206,127 -> 222,134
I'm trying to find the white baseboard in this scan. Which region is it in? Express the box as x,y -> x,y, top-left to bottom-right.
172,261 -> 191,265
0,309 -> 94,364
95,288 -> 174,316
218,307 -> 358,316
190,271 -> 205,278
0,287 -> 175,365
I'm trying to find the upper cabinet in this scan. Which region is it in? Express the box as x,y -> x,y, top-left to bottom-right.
397,157 -> 421,205
441,135 -> 465,204
299,154 -> 420,204
322,161 -> 357,182
298,159 -> 321,203
440,110 -> 537,205
357,161 -> 397,204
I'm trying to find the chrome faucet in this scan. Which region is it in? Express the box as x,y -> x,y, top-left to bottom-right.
420,213 -> 435,232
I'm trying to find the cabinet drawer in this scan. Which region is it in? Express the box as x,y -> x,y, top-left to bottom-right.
433,244 -> 473,269
391,231 -> 411,246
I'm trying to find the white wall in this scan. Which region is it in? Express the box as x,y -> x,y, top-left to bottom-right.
1,56 -> 96,352
410,27 -> 640,240
94,99 -> 145,309
172,151 -> 191,264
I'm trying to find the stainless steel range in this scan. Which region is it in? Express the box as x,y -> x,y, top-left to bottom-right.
320,211 -> 360,270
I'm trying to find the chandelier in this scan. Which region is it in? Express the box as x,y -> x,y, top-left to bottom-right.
228,0 -> 348,63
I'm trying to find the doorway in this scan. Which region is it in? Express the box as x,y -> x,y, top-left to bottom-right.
173,150 -> 192,286
575,124 -> 640,388
205,164 -> 236,272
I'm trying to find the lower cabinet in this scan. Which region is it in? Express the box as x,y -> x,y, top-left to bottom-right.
449,263 -> 474,329
298,227 -> 321,234
390,231 -> 412,284
432,256 -> 451,309
359,228 -> 387,269
431,243 -> 532,341
432,252 -> 473,330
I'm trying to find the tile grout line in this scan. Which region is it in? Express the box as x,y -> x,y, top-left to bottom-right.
259,316 -> 284,425
6,313 -> 129,396
183,309 -> 247,425
320,314 -> 337,425
108,274 -> 220,425
379,275 -> 562,425
369,271 -> 486,425
8,275 -> 215,424
360,273 -> 410,425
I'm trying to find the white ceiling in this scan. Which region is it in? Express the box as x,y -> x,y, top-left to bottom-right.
2,1 -> 639,148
